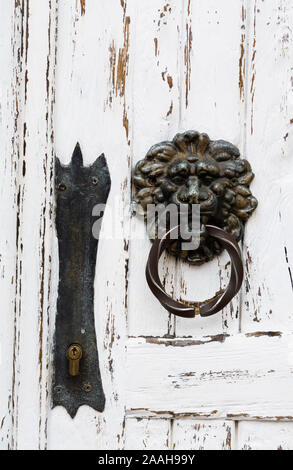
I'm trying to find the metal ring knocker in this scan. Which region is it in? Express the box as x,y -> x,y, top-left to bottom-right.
134,130 -> 257,319
146,225 -> 244,318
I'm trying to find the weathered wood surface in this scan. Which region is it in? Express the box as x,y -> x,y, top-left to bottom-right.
0,0 -> 58,449
124,418 -> 171,450
48,0 -> 131,450
172,420 -> 235,450
0,0 -> 292,450
126,333 -> 293,419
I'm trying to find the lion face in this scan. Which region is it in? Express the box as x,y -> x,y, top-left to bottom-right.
133,131 -> 257,265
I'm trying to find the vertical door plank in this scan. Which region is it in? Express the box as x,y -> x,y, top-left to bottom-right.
48,0 -> 131,449
238,422 -> 293,450
239,0 -> 293,448
172,419 -> 235,450
175,0 -> 247,339
6,0 -> 58,450
242,0 -> 293,332
236,2 -> 293,447
128,0 -> 183,337
0,0 -> 22,450
124,418 -> 171,450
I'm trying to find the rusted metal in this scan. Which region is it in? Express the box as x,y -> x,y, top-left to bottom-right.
52,143 -> 111,418
133,130 -> 258,265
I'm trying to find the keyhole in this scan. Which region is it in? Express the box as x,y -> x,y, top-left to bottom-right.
66,344 -> 83,376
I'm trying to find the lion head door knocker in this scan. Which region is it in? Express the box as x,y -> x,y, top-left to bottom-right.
133,131 -> 257,318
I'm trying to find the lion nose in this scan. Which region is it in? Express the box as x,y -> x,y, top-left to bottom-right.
186,176 -> 199,204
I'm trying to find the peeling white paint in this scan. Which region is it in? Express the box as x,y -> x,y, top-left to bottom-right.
0,0 -> 293,450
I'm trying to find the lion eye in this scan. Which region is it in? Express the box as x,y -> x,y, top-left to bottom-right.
202,175 -> 213,185
172,176 -> 186,185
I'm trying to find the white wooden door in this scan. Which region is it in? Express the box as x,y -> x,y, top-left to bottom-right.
1,0 -> 293,450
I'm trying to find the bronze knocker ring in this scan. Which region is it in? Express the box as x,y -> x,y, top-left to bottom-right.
146,225 -> 243,318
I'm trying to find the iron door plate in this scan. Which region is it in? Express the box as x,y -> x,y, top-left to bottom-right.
52,143 -> 111,418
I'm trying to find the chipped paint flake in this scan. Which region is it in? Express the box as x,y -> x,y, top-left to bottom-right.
184,22 -> 192,108
80,0 -> 85,16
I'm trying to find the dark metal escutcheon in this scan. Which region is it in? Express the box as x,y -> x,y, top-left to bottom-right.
52,143 -> 111,418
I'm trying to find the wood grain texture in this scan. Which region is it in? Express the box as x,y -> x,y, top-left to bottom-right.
0,0 -> 58,450
126,334 -> 293,420
238,421 -> 293,450
172,419 -> 234,450
124,418 -> 171,450
242,0 -> 293,332
0,0 -> 20,450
